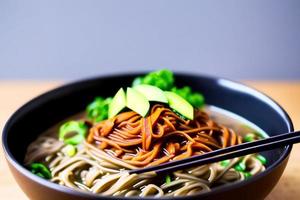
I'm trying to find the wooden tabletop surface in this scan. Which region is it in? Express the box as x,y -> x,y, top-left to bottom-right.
0,81 -> 299,200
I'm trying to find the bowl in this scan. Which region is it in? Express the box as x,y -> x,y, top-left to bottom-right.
2,73 -> 293,200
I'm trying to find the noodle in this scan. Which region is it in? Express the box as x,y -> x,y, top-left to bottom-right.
87,104 -> 242,167
24,105 -> 265,197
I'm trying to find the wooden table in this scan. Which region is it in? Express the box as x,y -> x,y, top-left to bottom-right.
0,81 -> 299,200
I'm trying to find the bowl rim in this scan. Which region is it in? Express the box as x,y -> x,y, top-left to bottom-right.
2,72 -> 294,200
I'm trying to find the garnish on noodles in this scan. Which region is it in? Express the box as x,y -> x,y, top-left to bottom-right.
24,69 -> 266,197
87,104 -> 242,167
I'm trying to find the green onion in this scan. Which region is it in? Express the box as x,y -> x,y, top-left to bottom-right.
256,154 -> 267,165
243,172 -> 252,179
234,162 -> 246,172
30,163 -> 51,179
243,133 -> 256,142
86,97 -> 112,122
59,121 -> 87,145
62,144 -> 77,157
165,175 -> 171,184
220,160 -> 231,167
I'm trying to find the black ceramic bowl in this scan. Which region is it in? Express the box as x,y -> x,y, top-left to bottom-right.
2,73 -> 293,200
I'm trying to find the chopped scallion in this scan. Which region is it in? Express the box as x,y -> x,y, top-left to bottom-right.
234,162 -> 246,172
165,175 -> 172,184
59,121 -> 87,145
243,172 -> 252,179
243,133 -> 256,142
220,160 -> 231,167
62,144 -> 77,157
30,163 -> 51,179
256,154 -> 267,165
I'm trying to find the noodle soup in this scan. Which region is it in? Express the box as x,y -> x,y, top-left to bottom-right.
24,105 -> 266,197
24,69 -> 267,197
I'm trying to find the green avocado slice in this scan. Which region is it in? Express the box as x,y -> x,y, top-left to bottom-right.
133,84 -> 168,103
126,87 -> 150,117
164,91 -> 194,120
108,88 -> 126,118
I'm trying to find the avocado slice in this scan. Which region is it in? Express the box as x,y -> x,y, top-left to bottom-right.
164,91 -> 194,120
126,87 -> 150,117
108,88 -> 126,118
133,84 -> 168,103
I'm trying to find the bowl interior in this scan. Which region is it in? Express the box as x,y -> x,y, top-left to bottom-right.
2,73 -> 293,199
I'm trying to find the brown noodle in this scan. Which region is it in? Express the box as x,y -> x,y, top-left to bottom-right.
87,104 -> 243,167
24,105 -> 265,197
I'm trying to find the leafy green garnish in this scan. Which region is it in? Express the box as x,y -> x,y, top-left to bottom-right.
165,175 -> 172,184
171,86 -> 205,108
30,163 -> 51,179
243,172 -> 252,179
59,121 -> 88,145
234,162 -> 246,172
220,159 -> 231,167
87,97 -> 112,122
62,144 -> 77,157
132,69 -> 205,108
256,154 -> 267,165
132,69 -> 174,91
243,133 -> 256,142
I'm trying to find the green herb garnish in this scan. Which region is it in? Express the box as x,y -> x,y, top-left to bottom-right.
87,97 -> 112,122
220,159 -> 231,167
234,162 -> 246,172
62,144 -> 77,157
243,133 -> 256,142
59,121 -> 87,145
243,172 -> 252,179
30,163 -> 51,179
165,175 -> 172,184
256,154 -> 267,165
132,69 -> 174,91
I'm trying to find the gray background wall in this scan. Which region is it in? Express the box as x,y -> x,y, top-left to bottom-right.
0,0 -> 300,80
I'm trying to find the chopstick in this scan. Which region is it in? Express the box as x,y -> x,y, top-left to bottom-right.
128,130 -> 299,175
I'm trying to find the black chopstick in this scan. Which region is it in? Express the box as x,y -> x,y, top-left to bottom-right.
129,130 -> 300,175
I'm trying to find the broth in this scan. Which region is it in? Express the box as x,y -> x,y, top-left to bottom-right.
24,105 -> 266,197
